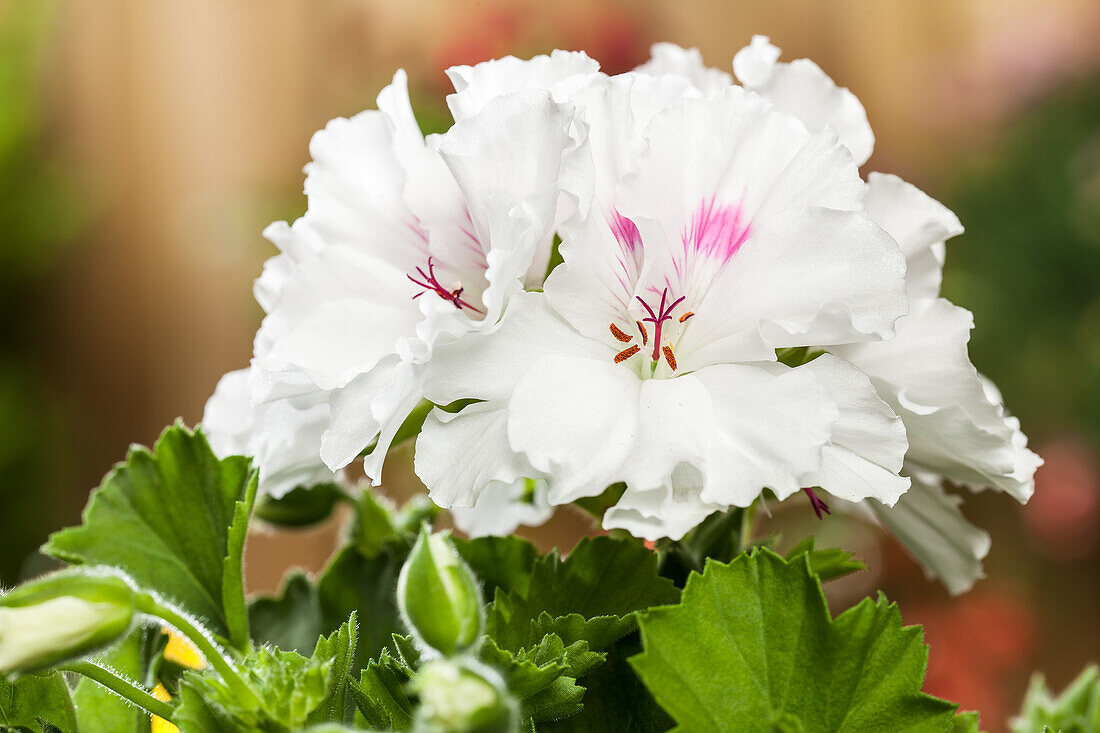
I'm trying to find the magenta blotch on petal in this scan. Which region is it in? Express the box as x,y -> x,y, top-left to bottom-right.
684,196 -> 752,264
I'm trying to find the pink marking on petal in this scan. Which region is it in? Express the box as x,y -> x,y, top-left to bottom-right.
608,209 -> 642,256
684,196 -> 752,264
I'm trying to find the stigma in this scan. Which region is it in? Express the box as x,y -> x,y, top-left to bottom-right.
408,257 -> 482,313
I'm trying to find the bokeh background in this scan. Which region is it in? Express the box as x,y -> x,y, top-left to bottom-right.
1,1 -> 1097,729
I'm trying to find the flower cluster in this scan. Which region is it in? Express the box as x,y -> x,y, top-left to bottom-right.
204,37 -> 1040,594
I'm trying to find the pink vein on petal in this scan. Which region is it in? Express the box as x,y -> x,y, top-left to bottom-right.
684,196 -> 752,264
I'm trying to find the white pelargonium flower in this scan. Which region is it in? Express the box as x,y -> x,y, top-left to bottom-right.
830,173 -> 1042,593
699,36 -> 1042,593
202,368 -> 335,498
416,83 -> 912,540
249,69 -> 579,485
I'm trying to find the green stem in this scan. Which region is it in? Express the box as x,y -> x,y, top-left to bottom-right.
59,660 -> 175,721
739,501 -> 758,552
135,595 -> 261,709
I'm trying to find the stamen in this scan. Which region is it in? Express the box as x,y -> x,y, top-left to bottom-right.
615,345 -> 641,363
636,321 -> 648,345
803,488 -> 831,519
609,323 -> 633,343
678,311 -> 694,323
662,345 -> 677,371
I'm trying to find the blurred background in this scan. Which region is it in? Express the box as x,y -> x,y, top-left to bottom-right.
0,1 -> 1097,729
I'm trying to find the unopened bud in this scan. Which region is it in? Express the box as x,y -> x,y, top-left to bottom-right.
411,659 -> 516,733
397,530 -> 482,656
0,571 -> 136,675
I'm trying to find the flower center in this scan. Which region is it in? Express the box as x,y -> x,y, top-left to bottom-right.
407,257 -> 482,313
609,287 -> 693,371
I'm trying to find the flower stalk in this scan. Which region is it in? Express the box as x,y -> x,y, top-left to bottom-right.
134,594 -> 261,711
59,660 -> 176,722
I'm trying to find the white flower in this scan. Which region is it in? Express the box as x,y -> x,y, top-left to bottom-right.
650,36 -> 1042,591
416,84 -> 911,540
829,173 -> 1042,592
249,70 -> 578,484
202,368 -> 335,498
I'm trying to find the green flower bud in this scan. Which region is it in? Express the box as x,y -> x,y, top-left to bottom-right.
0,571 -> 136,675
410,659 -> 517,733
397,530 -> 483,656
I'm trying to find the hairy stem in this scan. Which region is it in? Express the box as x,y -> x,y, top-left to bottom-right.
59,660 -> 175,721
135,595 -> 260,709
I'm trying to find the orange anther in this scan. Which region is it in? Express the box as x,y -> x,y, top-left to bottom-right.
609,323 -> 633,343
636,320 -> 648,345
678,311 -> 694,323
662,344 -> 677,371
615,344 -> 641,363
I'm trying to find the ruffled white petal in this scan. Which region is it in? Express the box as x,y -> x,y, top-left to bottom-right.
507,353 -> 641,504
733,35 -> 874,165
252,245 -> 420,392
632,43 -> 732,95
318,356 -> 397,471
693,363 -> 836,505
603,465 -> 725,541
438,90 -> 576,294
868,470 -> 992,595
865,172 -> 963,302
446,50 -> 600,121
415,401 -> 539,509
301,73 -> 427,272
360,360 -> 425,483
449,479 -> 554,538
794,355 -> 910,505
834,299 -> 1039,501
202,369 -> 335,499
421,291 -> 610,405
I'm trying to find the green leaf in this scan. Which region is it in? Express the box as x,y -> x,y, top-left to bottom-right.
253,482 -> 344,528
776,346 -> 825,367
174,674 -> 250,733
631,549 -> 959,733
249,572 -> 326,656
72,625 -> 167,733
784,536 -> 867,582
488,536 -> 679,653
354,489 -> 401,558
350,650 -> 415,731
307,613 -> 359,724
540,634 -> 672,733
657,507 -> 746,588
479,634 -> 605,724
572,482 -> 626,519
453,535 -> 539,598
43,424 -> 257,649
317,545 -> 404,672
952,711 -> 983,733
1012,664 -> 1100,733
0,670 -> 76,732
177,644 -> 332,729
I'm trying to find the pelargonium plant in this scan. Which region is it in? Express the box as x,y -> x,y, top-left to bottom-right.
2,38 -> 1085,733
